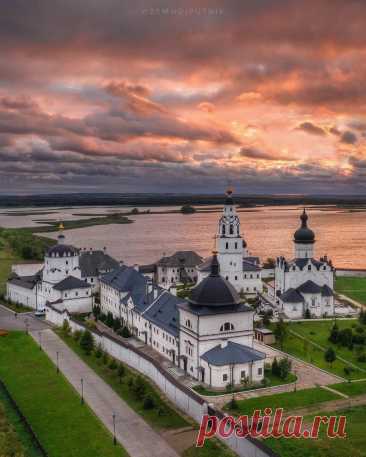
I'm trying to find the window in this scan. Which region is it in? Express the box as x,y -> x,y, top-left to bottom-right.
258,367 -> 263,375
225,242 -> 229,249
235,242 -> 237,249
229,224 -> 234,235
223,374 -> 228,382
220,322 -> 234,331
308,265 -> 311,271
240,370 -> 246,379
185,319 -> 192,328
222,225 -> 226,235
235,276 -> 238,281
226,276 -> 229,280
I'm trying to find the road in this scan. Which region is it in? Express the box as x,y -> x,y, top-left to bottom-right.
0,304 -> 49,331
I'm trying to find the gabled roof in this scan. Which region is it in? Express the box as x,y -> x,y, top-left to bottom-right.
321,284 -> 334,297
79,250 -> 119,277
280,288 -> 304,303
54,276 -> 91,291
297,280 -> 322,294
242,259 -> 261,272
144,292 -> 183,336
157,251 -> 203,268
101,266 -> 146,292
201,341 -> 266,366
7,273 -> 40,290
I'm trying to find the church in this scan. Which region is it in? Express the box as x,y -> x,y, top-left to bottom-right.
196,189 -> 262,295
100,253 -> 265,388
274,209 -> 335,319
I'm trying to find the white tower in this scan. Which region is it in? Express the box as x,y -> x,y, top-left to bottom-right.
294,209 -> 315,259
217,189 -> 246,288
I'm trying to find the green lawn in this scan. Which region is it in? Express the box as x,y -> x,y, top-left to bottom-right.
224,386 -> 340,416
193,371 -> 297,396
273,319 -> 366,379
0,332 -> 128,457
331,380 -> 366,397
336,277 -> 366,304
58,330 -> 189,430
0,386 -> 41,457
266,406 -> 366,457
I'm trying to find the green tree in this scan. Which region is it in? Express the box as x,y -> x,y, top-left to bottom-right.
274,318 -> 288,350
106,312 -> 114,328
328,322 -> 339,344
143,395 -> 155,410
325,347 -> 336,367
278,358 -> 292,379
80,330 -> 94,355
117,363 -> 125,383
271,357 -> 280,377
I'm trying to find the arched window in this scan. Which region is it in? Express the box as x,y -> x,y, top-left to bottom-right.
225,242 -> 229,249
220,322 -> 234,332
229,224 -> 234,235
186,319 -> 192,328
222,225 -> 226,235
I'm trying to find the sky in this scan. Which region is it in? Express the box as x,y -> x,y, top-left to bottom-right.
1,0 -> 366,195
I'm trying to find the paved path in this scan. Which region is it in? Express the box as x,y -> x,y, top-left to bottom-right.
0,304 -> 49,331
204,341 -> 342,408
31,329 -> 179,457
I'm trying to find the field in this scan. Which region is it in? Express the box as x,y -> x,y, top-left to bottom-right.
224,386 -> 340,416
331,381 -> 366,397
0,332 -> 127,457
273,319 -> 366,379
266,406 -> 366,457
336,277 -> 366,304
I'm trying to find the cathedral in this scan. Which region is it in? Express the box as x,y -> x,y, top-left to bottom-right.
274,209 -> 335,319
196,189 -> 262,294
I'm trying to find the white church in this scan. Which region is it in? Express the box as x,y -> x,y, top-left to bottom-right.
196,189 -> 263,295
100,253 -> 266,388
274,209 -> 335,319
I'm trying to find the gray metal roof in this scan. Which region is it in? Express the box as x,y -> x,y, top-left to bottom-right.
157,251 -> 203,268
202,341 -> 266,366
297,280 -> 322,294
280,288 -> 304,303
79,250 -> 119,277
242,259 -> 261,272
54,276 -> 91,291
7,274 -> 40,290
321,284 -> 334,297
144,292 -> 183,336
178,302 -> 252,316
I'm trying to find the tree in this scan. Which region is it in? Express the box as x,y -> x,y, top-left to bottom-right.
324,347 -> 336,367
117,363 -> 125,383
271,357 -> 280,377
94,343 -> 103,358
328,322 -> 339,344
180,204 -> 196,214
131,376 -> 147,400
274,319 -> 288,350
143,395 -> 155,410
80,330 -> 94,355
106,312 -> 114,328
278,358 -> 292,380
92,305 -> 101,321
62,319 -> 71,336
339,328 -> 353,347
121,326 -> 131,338
109,358 -> 117,370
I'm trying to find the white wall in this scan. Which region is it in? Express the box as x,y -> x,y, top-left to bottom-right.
12,263 -> 43,276
6,283 -> 37,309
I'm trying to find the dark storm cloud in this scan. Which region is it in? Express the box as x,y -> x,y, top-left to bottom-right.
341,131 -> 358,144
296,122 -> 326,136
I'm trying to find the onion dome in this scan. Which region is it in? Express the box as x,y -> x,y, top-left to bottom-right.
225,188 -> 234,205
294,209 -> 315,244
46,222 -> 79,257
189,252 -> 241,307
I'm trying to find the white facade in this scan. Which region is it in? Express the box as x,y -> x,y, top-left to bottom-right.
197,190 -> 263,295
275,210 -> 335,319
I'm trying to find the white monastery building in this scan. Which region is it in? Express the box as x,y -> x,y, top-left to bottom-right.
6,225 -> 118,313
100,253 -> 265,389
197,190 -> 262,295
274,209 -> 335,319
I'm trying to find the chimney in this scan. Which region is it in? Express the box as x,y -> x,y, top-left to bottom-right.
221,339 -> 228,349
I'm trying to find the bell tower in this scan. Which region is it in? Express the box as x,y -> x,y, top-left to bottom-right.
217,189 -> 244,287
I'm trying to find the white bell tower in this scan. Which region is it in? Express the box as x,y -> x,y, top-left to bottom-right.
217,189 -> 245,288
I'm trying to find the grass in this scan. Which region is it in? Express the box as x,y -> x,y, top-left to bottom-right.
266,406 -> 366,457
57,329 -> 189,430
330,380 -> 366,397
0,386 -> 42,457
272,319 -> 366,380
193,371 -> 297,396
183,438 -> 237,457
336,277 -> 366,305
0,332 -> 128,457
224,386 -> 340,416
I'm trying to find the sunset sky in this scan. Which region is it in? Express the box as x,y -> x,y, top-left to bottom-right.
1,0 -> 366,194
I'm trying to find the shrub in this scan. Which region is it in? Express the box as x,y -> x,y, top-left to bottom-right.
143,395 -> 155,410
106,312 -> 114,328
271,357 -> 280,377
261,377 -> 270,387
132,376 -> 147,400
344,366 -> 353,376
109,358 -> 118,370
117,364 -> 125,383
113,318 -> 122,332
325,347 -> 336,367
94,343 -> 103,358
157,406 -> 167,416
102,351 -> 109,365
121,326 -> 131,338
85,319 -> 96,330
73,329 -> 82,341
62,319 -> 71,336
228,396 -> 239,410
127,377 -> 134,389
80,330 -> 94,355
357,353 -> 366,363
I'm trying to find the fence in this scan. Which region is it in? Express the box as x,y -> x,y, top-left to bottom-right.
0,378 -> 48,457
46,305 -> 280,457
